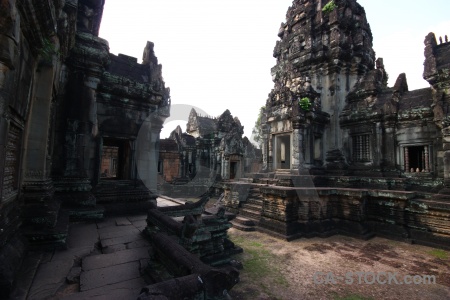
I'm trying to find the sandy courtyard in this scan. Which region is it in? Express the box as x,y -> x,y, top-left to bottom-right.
227,228 -> 450,300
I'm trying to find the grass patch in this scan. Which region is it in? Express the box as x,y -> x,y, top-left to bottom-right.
244,247 -> 272,278
229,233 -> 289,297
428,249 -> 448,260
248,241 -> 263,247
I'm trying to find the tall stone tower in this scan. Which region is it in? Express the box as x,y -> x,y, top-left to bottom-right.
263,0 -> 375,173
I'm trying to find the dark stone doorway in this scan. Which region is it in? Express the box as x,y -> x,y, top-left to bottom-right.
101,138 -> 131,180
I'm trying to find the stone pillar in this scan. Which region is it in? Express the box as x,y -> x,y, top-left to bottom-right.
261,127 -> 268,171
0,5 -> 31,296
291,120 -> 304,174
273,135 -> 278,170
21,65 -> 58,229
375,122 -> 382,167
54,29 -> 109,215
54,72 -> 102,213
439,127 -> 450,194
404,147 -> 409,172
424,146 -> 429,172
223,157 -> 229,179
0,62 -> 11,200
136,118 -> 162,194
0,0 -> 19,203
268,134 -> 273,172
148,122 -> 163,193
381,122 -> 398,176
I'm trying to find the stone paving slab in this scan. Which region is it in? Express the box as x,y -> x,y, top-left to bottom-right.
27,257 -> 75,299
115,217 -> 132,226
80,261 -> 141,291
96,219 -> 116,229
82,247 -> 150,271
100,232 -> 144,248
67,223 -> 99,248
126,239 -> 150,250
131,219 -> 147,231
97,224 -> 134,235
8,252 -> 43,300
127,214 -> 147,222
98,227 -> 140,240
102,243 -> 127,254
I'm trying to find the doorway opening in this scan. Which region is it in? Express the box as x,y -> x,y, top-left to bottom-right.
276,135 -> 291,169
101,138 -> 131,179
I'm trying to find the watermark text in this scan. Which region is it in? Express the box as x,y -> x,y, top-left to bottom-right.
313,271 -> 436,285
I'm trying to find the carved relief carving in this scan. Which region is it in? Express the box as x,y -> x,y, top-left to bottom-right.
23,169 -> 50,180
2,124 -> 21,197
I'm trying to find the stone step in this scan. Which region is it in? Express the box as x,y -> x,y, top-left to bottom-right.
248,191 -> 263,196
233,216 -> 256,226
68,206 -> 104,222
230,221 -> 256,232
275,169 -> 291,174
21,210 -> 70,250
240,209 -> 261,220
238,178 -> 254,183
246,198 -> 263,205
241,203 -> 262,211
256,178 -> 278,185
249,189 -> 261,195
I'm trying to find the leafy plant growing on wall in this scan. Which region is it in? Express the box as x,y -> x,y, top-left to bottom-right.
299,97 -> 312,111
322,0 -> 337,14
39,38 -> 59,64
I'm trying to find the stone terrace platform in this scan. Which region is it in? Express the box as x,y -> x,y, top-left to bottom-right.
10,197 -> 180,300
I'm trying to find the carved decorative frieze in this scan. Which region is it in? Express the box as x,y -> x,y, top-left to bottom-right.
2,124 -> 21,198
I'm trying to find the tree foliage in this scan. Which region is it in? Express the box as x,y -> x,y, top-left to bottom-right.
252,106 -> 266,148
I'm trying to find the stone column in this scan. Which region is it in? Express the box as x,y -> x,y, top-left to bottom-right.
273,135 -> 278,170
268,133 -> 273,172
136,118 -> 162,194
261,127 -> 268,171
404,147 -> 409,172
53,30 -> 109,214
439,126 -> 450,194
424,146 -> 429,172
291,120 -> 304,174
375,122 -> 382,167
223,157 -> 229,179
0,0 -> 19,203
54,72 -> 102,212
21,65 -> 58,229
0,63 -> 11,201
382,122 -> 398,176
148,122 -> 163,193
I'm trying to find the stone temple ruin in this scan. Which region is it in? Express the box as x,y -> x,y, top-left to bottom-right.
0,0 -> 240,298
158,109 -> 261,198
222,0 -> 450,249
1,0 -> 450,298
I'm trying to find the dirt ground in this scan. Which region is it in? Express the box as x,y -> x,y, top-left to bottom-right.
226,228 -> 450,300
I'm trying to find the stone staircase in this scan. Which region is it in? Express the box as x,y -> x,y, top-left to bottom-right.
230,216 -> 256,231
94,180 -> 156,214
231,186 -> 264,232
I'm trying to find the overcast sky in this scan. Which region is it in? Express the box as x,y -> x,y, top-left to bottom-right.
99,0 -> 450,139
